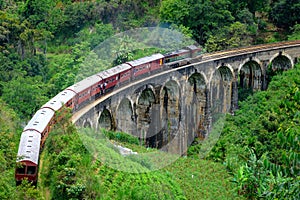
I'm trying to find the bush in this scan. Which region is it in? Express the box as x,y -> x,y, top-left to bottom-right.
102,129 -> 140,145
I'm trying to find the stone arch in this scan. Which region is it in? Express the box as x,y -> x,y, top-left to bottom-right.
268,53 -> 293,80
116,97 -> 135,134
83,119 -> 92,128
238,59 -> 263,91
136,87 -> 156,144
186,72 -> 207,144
269,52 -> 294,71
153,79 -> 181,148
98,109 -> 114,130
210,65 -> 233,115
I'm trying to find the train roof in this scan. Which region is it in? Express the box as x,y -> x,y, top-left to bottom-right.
98,63 -> 131,79
24,108 -> 55,133
17,130 -> 41,165
127,53 -> 164,67
71,75 -> 101,93
42,89 -> 76,111
164,49 -> 190,57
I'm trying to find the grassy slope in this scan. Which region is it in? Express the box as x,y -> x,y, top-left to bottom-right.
39,127 -> 241,199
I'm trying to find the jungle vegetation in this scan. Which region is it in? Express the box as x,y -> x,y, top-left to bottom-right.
0,0 -> 299,199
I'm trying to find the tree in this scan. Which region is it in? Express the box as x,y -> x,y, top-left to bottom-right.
205,22 -> 253,52
20,0 -> 55,27
160,0 -> 235,44
288,24 -> 300,41
1,76 -> 49,119
270,0 -> 300,29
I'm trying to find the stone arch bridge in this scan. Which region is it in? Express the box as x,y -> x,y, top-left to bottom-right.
72,41 -> 300,155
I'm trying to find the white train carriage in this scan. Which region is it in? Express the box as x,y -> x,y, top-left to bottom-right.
42,89 -> 76,111
15,130 -> 41,184
24,108 -> 55,144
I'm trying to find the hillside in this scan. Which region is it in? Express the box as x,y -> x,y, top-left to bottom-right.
39,125 -> 242,199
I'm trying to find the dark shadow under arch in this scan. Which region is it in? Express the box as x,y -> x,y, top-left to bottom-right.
98,109 -> 113,130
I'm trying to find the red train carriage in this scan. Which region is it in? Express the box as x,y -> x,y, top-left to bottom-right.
112,63 -> 132,84
69,75 -> 102,108
127,54 -> 164,78
15,130 -> 41,185
97,63 -> 132,92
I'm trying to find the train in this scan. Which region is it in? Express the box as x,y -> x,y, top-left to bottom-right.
15,45 -> 202,185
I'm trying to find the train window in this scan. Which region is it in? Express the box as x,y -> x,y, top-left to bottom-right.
27,166 -> 36,175
16,166 -> 26,174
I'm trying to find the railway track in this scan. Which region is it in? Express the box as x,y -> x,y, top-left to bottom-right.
72,40 -> 300,123
201,40 -> 300,61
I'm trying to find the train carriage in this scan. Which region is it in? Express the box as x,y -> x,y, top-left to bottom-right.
127,54 -> 164,78
70,75 -> 102,107
113,63 -> 132,83
23,108 -> 55,145
42,89 -> 76,111
97,63 -> 132,91
15,130 -> 41,185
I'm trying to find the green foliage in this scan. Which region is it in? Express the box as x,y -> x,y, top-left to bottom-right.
288,24 -> 300,41
208,63 -> 300,199
41,125 -> 185,199
238,88 -> 253,102
0,99 -> 43,200
0,99 -> 18,199
74,22 -> 115,49
1,76 -> 50,119
102,129 -> 140,145
234,149 -> 299,199
269,0 -> 300,29
205,22 -> 254,52
162,158 -> 242,200
40,119 -> 240,199
160,0 -> 235,44
15,180 -> 44,200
